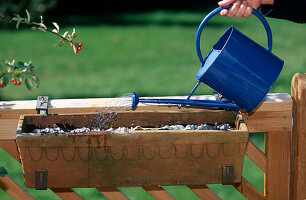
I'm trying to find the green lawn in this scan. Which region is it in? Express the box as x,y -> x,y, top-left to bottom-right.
0,10 -> 305,200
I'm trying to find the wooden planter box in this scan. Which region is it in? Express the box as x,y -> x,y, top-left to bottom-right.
16,110 -> 248,188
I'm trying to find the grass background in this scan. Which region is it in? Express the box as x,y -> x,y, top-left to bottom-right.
0,9 -> 305,199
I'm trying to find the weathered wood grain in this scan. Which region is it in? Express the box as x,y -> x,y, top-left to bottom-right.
143,186 -> 174,200
0,119 -> 19,140
246,140 -> 267,173
291,73 -> 306,200
234,176 -> 265,200
16,111 -> 248,188
188,185 -> 221,200
0,175 -> 34,200
50,188 -> 83,200
265,131 -> 291,200
0,93 -> 292,140
0,140 -> 84,200
0,140 -> 20,162
97,187 -> 128,200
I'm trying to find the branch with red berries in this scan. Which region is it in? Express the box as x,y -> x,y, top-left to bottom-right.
0,10 -> 83,55
0,60 -> 39,90
0,10 -> 85,91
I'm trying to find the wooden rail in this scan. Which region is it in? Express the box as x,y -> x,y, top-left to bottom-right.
0,73 -> 304,200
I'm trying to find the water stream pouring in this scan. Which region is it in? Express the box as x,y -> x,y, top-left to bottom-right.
132,5 -> 284,112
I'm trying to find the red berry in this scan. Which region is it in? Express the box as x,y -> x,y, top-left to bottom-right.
77,46 -> 81,51
2,73 -> 6,76
76,50 -> 79,54
17,81 -> 21,85
13,81 -> 17,85
0,80 -> 3,88
78,43 -> 83,47
11,78 -> 16,82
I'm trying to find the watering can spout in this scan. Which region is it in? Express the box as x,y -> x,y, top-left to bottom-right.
131,92 -> 241,111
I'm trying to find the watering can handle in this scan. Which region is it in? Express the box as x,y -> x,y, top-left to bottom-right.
195,5 -> 273,64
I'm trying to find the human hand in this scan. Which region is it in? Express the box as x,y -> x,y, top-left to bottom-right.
218,0 -> 262,18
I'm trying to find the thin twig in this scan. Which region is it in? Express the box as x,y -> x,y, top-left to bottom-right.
0,15 -> 73,43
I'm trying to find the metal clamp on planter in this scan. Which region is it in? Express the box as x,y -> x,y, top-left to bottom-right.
36,96 -> 49,114
222,165 -> 234,185
35,170 -> 48,190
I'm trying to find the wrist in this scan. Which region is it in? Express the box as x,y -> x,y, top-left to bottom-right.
261,0 -> 274,5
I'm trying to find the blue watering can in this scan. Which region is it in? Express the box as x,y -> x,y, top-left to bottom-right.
132,5 -> 284,112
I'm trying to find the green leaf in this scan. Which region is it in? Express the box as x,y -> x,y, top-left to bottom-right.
0,167 -> 8,177
52,22 -> 59,32
25,9 -> 30,23
40,23 -> 47,29
32,22 -> 40,26
24,78 -> 33,90
24,75 -> 39,90
5,59 -> 15,66
71,28 -> 76,38
11,17 -> 19,22
3,76 -> 8,86
17,61 -> 25,68
62,31 -> 68,38
16,19 -> 21,29
37,27 -> 46,32
27,64 -> 35,72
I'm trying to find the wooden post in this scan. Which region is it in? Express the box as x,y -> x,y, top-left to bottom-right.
265,131 -> 291,200
291,73 -> 306,200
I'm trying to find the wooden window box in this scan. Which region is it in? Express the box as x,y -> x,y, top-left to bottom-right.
16,110 -> 248,188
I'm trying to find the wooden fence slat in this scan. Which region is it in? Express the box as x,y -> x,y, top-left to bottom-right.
97,187 -> 128,200
188,185 -> 221,200
0,175 -> 34,200
0,119 -> 19,140
233,176 -> 265,200
143,186 -> 175,200
265,131 -> 291,200
0,140 -> 20,162
246,140 -> 267,173
51,188 -> 83,200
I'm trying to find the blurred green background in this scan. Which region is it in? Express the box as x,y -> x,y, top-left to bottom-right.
0,0 -> 305,199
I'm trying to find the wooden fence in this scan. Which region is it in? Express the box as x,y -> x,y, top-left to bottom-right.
0,73 -> 305,200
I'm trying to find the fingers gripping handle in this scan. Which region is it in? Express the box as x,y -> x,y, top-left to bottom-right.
195,5 -> 273,64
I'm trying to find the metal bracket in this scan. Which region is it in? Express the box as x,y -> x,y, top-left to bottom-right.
35,170 -> 48,190
222,165 -> 234,185
36,96 -> 49,114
